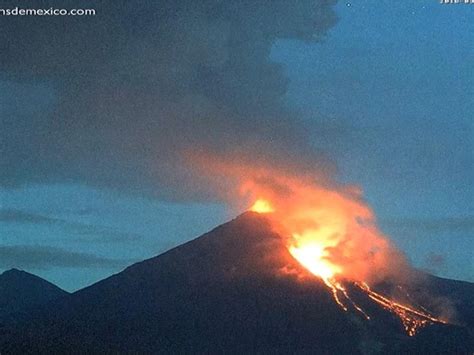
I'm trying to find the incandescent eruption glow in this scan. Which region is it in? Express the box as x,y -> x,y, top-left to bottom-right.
248,192 -> 448,335
188,154 -> 448,336
248,186 -> 448,335
242,173 -> 447,335
242,173 -> 400,287
289,242 -> 338,281
250,199 -> 274,213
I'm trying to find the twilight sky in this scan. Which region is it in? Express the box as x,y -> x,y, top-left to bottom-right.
1,0 -> 472,291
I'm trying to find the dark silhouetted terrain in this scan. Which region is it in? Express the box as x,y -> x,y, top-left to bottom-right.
0,213 -> 472,354
0,268 -> 68,322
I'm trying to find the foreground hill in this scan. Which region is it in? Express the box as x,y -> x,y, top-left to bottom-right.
0,213 -> 472,354
0,268 -> 68,322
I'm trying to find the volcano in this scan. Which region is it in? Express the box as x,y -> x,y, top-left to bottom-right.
0,213 -> 472,354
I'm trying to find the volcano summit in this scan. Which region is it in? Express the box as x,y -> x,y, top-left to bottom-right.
0,213 -> 472,354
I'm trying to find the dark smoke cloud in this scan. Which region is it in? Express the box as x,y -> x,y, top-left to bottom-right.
423,253 -> 447,276
1,0 -> 338,200
425,253 -> 446,268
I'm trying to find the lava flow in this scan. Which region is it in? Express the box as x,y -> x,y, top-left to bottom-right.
188,153 -> 448,336
355,281 -> 447,336
245,178 -> 448,336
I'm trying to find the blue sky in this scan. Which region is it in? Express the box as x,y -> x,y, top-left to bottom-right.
271,0 -> 473,281
1,0 -> 472,291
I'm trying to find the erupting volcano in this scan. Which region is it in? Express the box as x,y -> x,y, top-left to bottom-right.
1,210 -> 471,354
0,137 -> 469,353
183,153 -> 463,336
243,167 -> 448,336
247,194 -> 448,337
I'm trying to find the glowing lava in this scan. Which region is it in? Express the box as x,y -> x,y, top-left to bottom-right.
356,282 -> 448,336
286,227 -> 448,335
289,242 -> 338,281
288,230 -> 371,318
187,152 -> 448,336
250,199 -> 274,213
248,190 -> 447,336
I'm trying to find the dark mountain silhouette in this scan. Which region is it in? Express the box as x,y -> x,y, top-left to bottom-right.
0,269 -> 68,322
0,213 -> 472,354
405,274 -> 474,331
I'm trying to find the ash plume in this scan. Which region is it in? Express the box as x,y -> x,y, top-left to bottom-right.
1,0 -> 338,200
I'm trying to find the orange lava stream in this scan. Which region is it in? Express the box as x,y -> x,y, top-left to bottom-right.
189,152 -> 450,337
249,198 -> 447,337
291,243 -> 446,336
288,241 -> 369,319
356,282 -> 447,336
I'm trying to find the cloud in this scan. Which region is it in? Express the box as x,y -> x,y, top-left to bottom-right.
381,216 -> 474,234
425,253 -> 446,269
0,245 -> 133,270
420,253 -> 448,284
0,209 -> 59,224
0,209 -> 143,243
66,227 -> 143,244
0,0 -> 338,200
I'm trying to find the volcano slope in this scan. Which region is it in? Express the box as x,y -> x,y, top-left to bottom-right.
0,213 -> 472,354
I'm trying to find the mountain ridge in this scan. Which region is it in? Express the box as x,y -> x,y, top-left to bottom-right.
0,268 -> 69,323
0,213 -> 472,354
